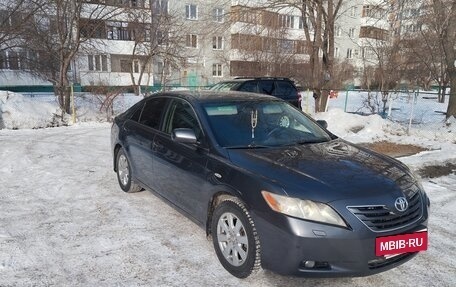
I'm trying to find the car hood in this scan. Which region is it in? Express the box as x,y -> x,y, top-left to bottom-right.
226,139 -> 417,203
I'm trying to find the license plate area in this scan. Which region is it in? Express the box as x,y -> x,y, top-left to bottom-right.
375,231 -> 428,256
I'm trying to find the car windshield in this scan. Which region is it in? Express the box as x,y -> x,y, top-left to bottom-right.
202,100 -> 332,148
209,82 -> 239,91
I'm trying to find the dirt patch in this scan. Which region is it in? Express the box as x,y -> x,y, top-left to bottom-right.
418,163 -> 456,178
360,141 -> 428,158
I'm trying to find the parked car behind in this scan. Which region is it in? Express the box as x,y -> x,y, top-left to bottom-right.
209,77 -> 300,108
111,90 -> 429,278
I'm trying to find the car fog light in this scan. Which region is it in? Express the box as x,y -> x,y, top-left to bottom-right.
304,261 -> 315,268
300,260 -> 330,270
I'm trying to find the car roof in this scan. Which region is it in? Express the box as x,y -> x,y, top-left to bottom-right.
213,77 -> 293,83
148,90 -> 278,104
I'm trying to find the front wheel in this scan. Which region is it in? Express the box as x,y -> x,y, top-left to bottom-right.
211,197 -> 261,278
116,148 -> 142,193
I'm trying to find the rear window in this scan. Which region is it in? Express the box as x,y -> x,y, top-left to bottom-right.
139,98 -> 168,129
210,82 -> 239,91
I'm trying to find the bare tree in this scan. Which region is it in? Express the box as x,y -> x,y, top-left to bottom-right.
429,0 -> 456,118
124,0 -> 190,94
398,0 -> 448,103
20,1 -> 119,116
255,0 -> 343,112
229,5 -> 309,80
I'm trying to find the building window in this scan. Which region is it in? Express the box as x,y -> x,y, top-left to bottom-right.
133,60 -> 140,73
298,17 -> 313,31
0,51 -> 7,69
362,5 -> 384,19
350,6 -> 357,17
335,47 -> 339,58
185,4 -> 197,20
120,59 -> 132,72
88,55 -> 108,71
335,26 -> 341,37
107,22 -> 132,41
212,36 -> 223,50
362,47 -> 376,59
346,48 -> 353,59
186,34 -> 197,48
103,0 -> 146,8
349,28 -> 355,38
213,8 -> 224,22
153,0 -> 168,15
0,51 -> 18,69
0,10 -> 11,28
362,5 -> 371,17
279,14 -> 294,29
157,30 -> 168,45
6,51 -> 19,70
157,61 -> 170,76
212,64 -> 222,77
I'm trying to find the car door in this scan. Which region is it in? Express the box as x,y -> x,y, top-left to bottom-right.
151,98 -> 211,222
126,97 -> 168,187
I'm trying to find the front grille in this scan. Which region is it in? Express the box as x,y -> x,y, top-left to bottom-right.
347,191 -> 423,232
368,252 -> 416,269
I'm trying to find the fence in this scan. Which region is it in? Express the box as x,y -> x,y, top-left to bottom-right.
13,88 -> 454,141
300,89 -> 452,140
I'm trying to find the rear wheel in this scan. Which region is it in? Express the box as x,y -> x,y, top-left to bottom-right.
211,197 -> 261,278
116,148 -> 142,193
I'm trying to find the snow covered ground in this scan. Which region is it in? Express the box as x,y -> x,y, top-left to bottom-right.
0,91 -> 455,286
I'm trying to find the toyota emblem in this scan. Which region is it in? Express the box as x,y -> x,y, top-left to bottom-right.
394,197 -> 409,212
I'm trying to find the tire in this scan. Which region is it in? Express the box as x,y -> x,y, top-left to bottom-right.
211,197 -> 261,278
116,148 -> 142,193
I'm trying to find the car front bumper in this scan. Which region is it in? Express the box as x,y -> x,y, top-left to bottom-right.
252,210 -> 428,277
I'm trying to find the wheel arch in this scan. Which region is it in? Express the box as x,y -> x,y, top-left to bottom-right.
113,144 -> 123,172
206,190 -> 247,237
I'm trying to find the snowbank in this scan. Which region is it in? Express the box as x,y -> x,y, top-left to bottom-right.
0,91 -> 143,130
315,108 -> 455,144
0,91 -> 61,129
313,108 -> 404,143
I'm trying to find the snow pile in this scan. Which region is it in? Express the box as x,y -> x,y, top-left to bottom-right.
314,108 -> 405,143
0,91 -> 61,129
0,91 -> 143,129
445,116 -> 456,135
315,108 -> 455,145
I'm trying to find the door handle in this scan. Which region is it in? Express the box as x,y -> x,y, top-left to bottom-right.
152,142 -> 163,150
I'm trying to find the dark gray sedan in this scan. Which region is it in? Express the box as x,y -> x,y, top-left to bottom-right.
111,91 -> 429,278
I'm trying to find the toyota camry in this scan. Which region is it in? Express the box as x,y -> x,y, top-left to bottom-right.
111,91 -> 429,278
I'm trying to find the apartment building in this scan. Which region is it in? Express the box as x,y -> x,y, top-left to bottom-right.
0,0 -> 426,92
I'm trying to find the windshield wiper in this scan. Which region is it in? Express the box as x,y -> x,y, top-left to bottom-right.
225,143 -> 270,149
295,138 -> 329,145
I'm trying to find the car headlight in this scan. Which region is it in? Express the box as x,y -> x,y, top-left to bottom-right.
261,191 -> 347,227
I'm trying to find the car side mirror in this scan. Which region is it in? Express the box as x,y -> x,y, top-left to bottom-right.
316,120 -> 328,129
172,128 -> 197,144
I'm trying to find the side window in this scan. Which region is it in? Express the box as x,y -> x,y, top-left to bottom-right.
165,99 -> 202,139
238,81 -> 257,93
258,80 -> 275,95
139,98 -> 168,129
275,81 -> 297,97
130,104 -> 144,122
